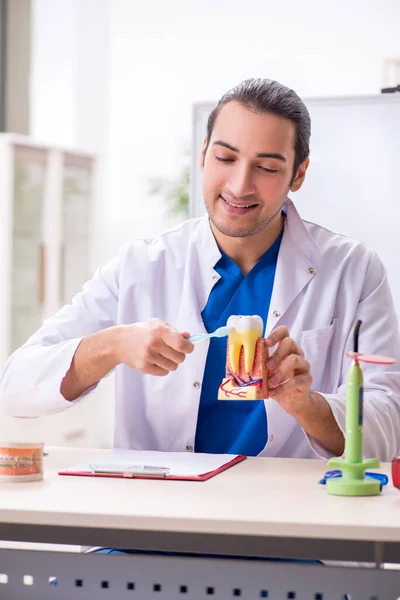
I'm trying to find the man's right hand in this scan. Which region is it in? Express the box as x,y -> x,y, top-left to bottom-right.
61,319 -> 194,401
115,318 -> 194,376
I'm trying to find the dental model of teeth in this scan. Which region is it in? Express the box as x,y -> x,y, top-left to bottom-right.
218,315 -> 269,401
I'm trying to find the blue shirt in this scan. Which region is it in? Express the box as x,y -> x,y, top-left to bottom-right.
194,232 -> 283,456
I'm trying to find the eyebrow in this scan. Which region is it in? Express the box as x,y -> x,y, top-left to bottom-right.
212,140 -> 287,162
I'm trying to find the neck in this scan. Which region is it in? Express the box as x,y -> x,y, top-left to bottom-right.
211,213 -> 284,276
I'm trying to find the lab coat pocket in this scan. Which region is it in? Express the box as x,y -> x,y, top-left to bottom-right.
299,321 -> 336,392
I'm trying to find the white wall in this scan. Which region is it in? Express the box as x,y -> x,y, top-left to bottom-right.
31,0 -> 400,260
4,0 -> 399,448
30,0 -> 112,265
105,0 -> 400,252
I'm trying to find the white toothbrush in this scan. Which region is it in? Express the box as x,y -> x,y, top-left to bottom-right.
188,326 -> 233,344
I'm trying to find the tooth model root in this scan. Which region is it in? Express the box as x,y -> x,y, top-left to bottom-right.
228,330 -> 242,373
228,329 -> 262,374
243,329 -> 262,372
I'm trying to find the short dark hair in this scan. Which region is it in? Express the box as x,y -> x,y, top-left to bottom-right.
205,78 -> 311,181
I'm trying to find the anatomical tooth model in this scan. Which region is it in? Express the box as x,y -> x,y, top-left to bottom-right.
218,315 -> 269,401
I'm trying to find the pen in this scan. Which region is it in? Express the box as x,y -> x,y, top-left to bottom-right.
95,469 -> 169,478
89,464 -> 170,475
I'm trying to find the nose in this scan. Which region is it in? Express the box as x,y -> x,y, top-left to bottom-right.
227,163 -> 256,199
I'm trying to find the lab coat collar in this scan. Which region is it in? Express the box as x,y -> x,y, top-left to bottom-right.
189,200 -> 320,336
284,197 -> 320,266
193,198 -> 320,270
174,215 -> 221,340
193,214 -> 222,267
265,198 -> 319,335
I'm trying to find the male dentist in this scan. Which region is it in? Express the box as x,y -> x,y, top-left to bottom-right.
1,78 -> 400,462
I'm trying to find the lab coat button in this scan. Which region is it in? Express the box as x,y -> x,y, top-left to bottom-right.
269,434 -> 274,442
273,311 -> 280,318
212,275 -> 218,281
193,381 -> 201,389
308,267 -> 315,275
186,445 -> 193,452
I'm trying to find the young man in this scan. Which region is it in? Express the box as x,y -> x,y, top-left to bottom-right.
1,78 -> 400,461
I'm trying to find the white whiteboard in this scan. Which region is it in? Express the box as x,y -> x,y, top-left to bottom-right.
190,95 -> 400,316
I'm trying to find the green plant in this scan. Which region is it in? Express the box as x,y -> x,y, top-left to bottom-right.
148,149 -> 190,218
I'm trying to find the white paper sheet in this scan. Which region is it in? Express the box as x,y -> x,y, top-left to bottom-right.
64,449 -> 240,477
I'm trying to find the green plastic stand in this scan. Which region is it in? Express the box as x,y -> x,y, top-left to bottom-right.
326,361 -> 381,496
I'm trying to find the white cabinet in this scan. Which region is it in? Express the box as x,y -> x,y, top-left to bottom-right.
0,134 -> 97,367
0,135 -> 114,450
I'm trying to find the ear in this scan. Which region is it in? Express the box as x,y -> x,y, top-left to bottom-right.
290,158 -> 310,192
200,137 -> 208,173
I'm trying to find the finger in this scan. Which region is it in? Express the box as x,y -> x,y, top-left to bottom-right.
162,328 -> 194,354
266,325 -> 290,347
267,336 -> 304,371
143,364 -> 169,377
156,340 -> 187,365
269,373 -> 313,400
268,354 -> 310,388
147,320 -> 194,354
181,331 -> 195,352
151,351 -> 181,373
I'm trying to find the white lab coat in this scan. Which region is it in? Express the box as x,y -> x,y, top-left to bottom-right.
1,199 -> 400,461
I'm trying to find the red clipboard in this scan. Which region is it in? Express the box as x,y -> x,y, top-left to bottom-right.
59,455 -> 246,482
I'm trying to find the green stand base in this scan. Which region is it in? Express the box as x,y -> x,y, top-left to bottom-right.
326,457 -> 381,496
326,476 -> 381,496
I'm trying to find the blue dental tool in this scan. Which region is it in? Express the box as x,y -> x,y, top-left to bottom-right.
319,469 -> 389,487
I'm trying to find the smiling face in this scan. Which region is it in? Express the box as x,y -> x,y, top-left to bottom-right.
201,101 -> 309,241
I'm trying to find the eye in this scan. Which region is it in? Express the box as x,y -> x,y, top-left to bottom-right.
259,166 -> 279,173
215,156 -> 234,163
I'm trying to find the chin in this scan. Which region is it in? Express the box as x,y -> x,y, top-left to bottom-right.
213,220 -> 257,239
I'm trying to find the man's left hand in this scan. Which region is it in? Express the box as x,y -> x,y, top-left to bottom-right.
266,325 -> 314,418
265,325 -> 344,456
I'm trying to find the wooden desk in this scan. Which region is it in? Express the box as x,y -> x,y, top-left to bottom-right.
0,447 -> 399,599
